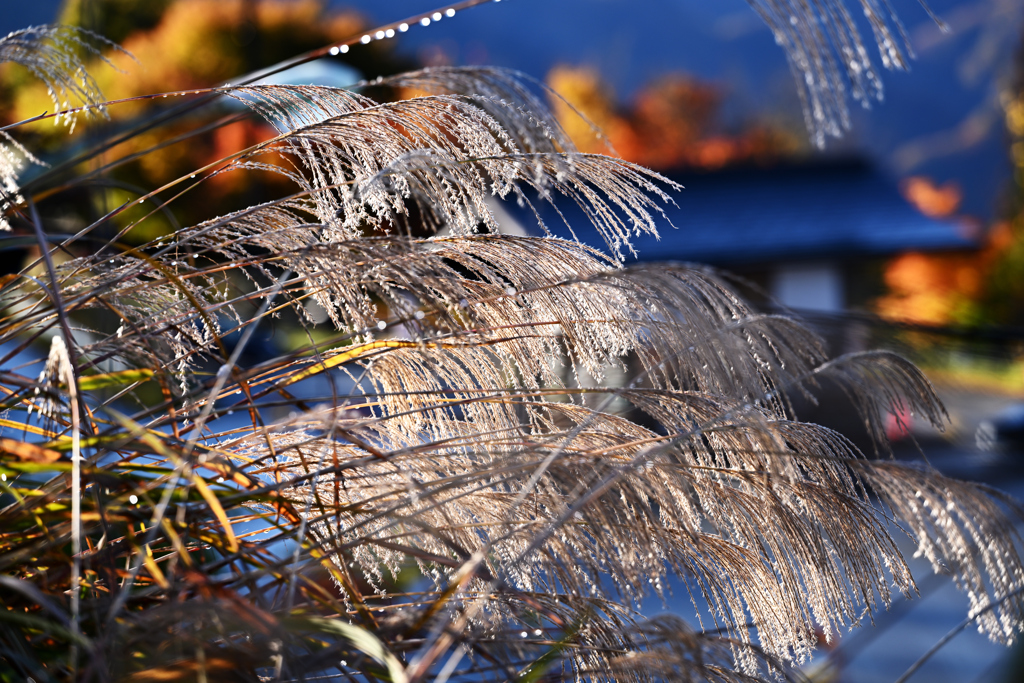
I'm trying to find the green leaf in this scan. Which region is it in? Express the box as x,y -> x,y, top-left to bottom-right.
283,617 -> 408,683
0,609 -> 92,648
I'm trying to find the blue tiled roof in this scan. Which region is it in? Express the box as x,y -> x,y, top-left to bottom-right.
506,160 -> 976,266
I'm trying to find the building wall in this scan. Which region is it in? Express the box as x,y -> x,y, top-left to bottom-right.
771,261 -> 844,312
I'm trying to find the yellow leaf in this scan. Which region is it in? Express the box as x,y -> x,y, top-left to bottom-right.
77,368 -> 154,391
280,340 -> 417,387
191,475 -> 239,553
0,419 -> 54,438
143,548 -> 170,589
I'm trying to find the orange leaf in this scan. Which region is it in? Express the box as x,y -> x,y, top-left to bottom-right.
0,438 -> 62,463
126,657 -> 242,682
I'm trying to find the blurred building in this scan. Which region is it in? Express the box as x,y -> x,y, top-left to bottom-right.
496,158 -> 976,318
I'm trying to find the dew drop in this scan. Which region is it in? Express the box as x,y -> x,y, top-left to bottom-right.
420,17 -> 431,26
129,495 -> 138,504
377,320 -> 387,330
340,44 -> 349,53
445,8 -> 456,17
432,12 -> 443,21
520,631 -> 528,638
399,23 -> 409,32
385,29 -> 395,38
1,474 -> 6,482
375,30 -> 385,39
329,46 -> 340,56
414,310 -> 425,320
361,34 -> 371,44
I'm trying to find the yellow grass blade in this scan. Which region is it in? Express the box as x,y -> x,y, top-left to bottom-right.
191,475 -> 239,554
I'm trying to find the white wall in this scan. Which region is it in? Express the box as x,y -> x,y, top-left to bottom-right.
771,261 -> 844,312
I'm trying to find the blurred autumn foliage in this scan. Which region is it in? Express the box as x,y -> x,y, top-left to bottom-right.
0,0 -> 413,243
877,250 -> 981,326
546,64 -> 805,171
875,177 -> 978,326
901,176 -> 963,219
877,38 -> 1024,330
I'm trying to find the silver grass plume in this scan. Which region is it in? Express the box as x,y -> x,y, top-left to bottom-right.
0,131 -> 46,232
745,0 -> 944,147
14,61 -> 1024,681
362,66 -> 581,155
0,25 -> 122,129
31,334 -> 74,427
222,83 -> 677,260
69,227 -> 1014,675
0,25 -> 120,229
